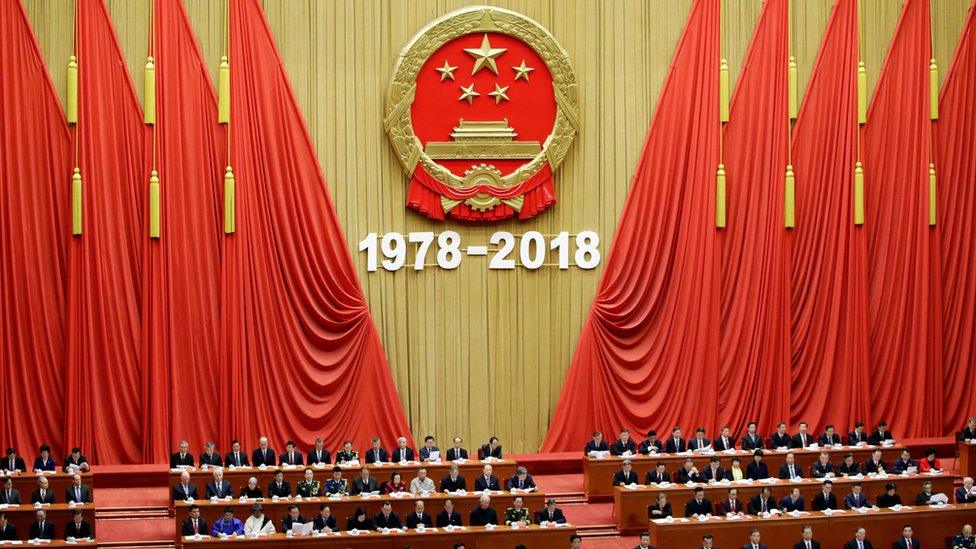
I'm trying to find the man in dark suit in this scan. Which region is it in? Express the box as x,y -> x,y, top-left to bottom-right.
864,449 -> 888,474
869,421 -> 894,445
780,488 -> 805,512
440,464 -> 467,492
535,498 -> 567,524
771,423 -> 791,448
892,525 -> 919,549
199,442 -> 222,467
173,471 -> 198,501
848,422 -> 869,445
0,478 -> 21,504
810,451 -> 835,478
0,513 -> 16,541
740,422 -> 764,451
279,441 -> 303,466
251,437 -> 276,467
743,528 -> 767,549
676,458 -> 703,483
634,531 -> 657,549
4,448 -> 26,473
31,476 -> 55,504
63,509 -> 92,539
914,481 -> 937,505
469,494 -> 498,526
794,525 -> 822,549
29,509 -> 55,540
640,430 -> 663,454
665,427 -> 686,453
34,445 -> 56,471
436,499 -> 464,527
892,450 -> 918,474
350,467 -> 378,495
844,527 -> 874,549
746,450 -> 769,480
308,437 -> 330,465
791,422 -> 813,449
66,474 -> 92,503
749,487 -> 778,514
962,417 -> 976,441
446,437 -> 468,461
480,437 -> 503,459
779,452 -> 804,479
418,435 -> 440,461
224,440 -> 249,467
955,477 -> 975,503
715,488 -> 744,515
585,431 -> 609,454
613,459 -> 639,486
62,447 -> 90,473
703,456 -> 726,482
405,500 -> 432,528
206,469 -> 233,499
645,462 -> 671,484
696,534 -> 717,549
506,466 -> 536,491
845,482 -> 869,509
685,487 -> 712,517
170,440 -> 195,468
392,437 -> 415,462
689,427 -> 711,451
474,464 -> 501,491
818,425 -> 842,446
838,453 -> 862,476
365,438 -> 389,464
612,429 -> 638,456
181,505 -> 208,536
812,480 -> 838,511
714,426 -> 736,451
281,505 -> 307,533
268,470 -> 292,497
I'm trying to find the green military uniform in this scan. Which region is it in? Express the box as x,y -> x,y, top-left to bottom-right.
504,506 -> 530,526
296,480 -> 321,497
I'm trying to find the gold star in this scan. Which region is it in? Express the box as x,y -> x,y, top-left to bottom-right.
458,83 -> 480,104
464,34 -> 507,75
436,60 -> 457,81
488,83 -> 509,105
512,60 -> 534,82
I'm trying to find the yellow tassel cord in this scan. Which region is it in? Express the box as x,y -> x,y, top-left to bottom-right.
788,57 -> 798,120
144,57 -> 156,125
224,166 -> 236,234
148,170 -> 161,238
71,168 -> 83,235
929,59 -> 939,120
719,59 -> 730,123
857,61 -> 867,124
66,56 -> 78,124
716,164 -> 727,229
785,164 -> 796,229
218,56 -> 230,124
854,162 -> 864,226
929,163 -> 937,226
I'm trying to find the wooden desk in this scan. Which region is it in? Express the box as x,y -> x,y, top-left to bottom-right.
0,543 -> 96,547
0,472 -> 94,502
648,503 -> 975,548
613,473 -> 954,531
584,445 -> 907,499
958,440 -> 976,477
180,524 -> 576,548
0,503 -> 96,539
175,491 -> 546,538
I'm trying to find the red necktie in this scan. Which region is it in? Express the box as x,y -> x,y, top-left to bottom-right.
193,519 -> 199,534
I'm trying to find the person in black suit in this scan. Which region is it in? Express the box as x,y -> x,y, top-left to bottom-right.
198,442 -> 222,468
392,437 -> 415,462
818,425 -> 842,446
848,421 -> 869,445
955,477 -> 975,503
794,525 -> 822,549
474,464 -> 501,491
63,509 -> 92,539
676,458 -> 703,483
535,498 -> 567,524
308,438 -> 330,465
715,488 -> 744,516
892,525 -> 919,549
62,447 -> 90,473
612,429 -> 638,456
648,493 -> 672,518
689,427 -> 711,451
791,422 -> 813,449
436,499 -> 464,526
181,505 -> 207,536
281,505 -> 307,533
350,467 -> 378,495
714,426 -> 736,451
240,477 -> 263,498
364,438 -> 389,464
743,528 -> 767,549
346,508 -> 373,531
962,417 -> 976,441
252,437 -> 276,467
645,462 -> 671,484
913,481 -> 936,505
634,531 -> 657,549
469,494 -> 498,526
4,448 -> 26,473
268,470 -> 292,497
740,422 -> 764,451
869,421 -> 894,445
779,452 -> 804,479
32,476 -> 55,504
0,513 -> 16,541
506,466 -> 536,491
702,456 -> 726,482
0,477 -> 21,504
29,509 -> 55,540
844,527 -> 875,549
481,437 -> 503,459
206,469 -> 233,499
845,482 -> 870,509
749,487 -> 778,514
780,487 -> 805,512
810,451 -> 835,478
640,430 -> 663,454
812,480 -> 838,511
892,450 -> 917,474
746,450 -> 769,480
696,534 -> 717,549
771,422 -> 791,448
446,437 -> 468,461
173,471 -> 198,501
33,445 -> 56,471
170,440 -> 195,468
864,449 -> 888,474
279,441 -> 303,466
613,460 -> 639,486
685,487 -> 712,517
838,453 -> 861,476
875,482 -> 902,508
665,427 -> 686,453
405,500 -> 432,529
312,505 -> 338,533
224,440 -> 249,467
440,464 -> 467,492
66,473 -> 93,503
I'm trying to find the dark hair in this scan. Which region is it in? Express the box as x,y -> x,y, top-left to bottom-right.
425,435 -> 434,442
925,447 -> 937,457
703,534 -> 714,540
354,507 -> 366,517
753,449 -> 764,456
822,479 -> 834,485
319,504 -> 328,511
877,420 -> 888,427
710,456 -> 720,463
189,504 -> 200,511
750,528 -> 761,535
223,506 -> 234,514
844,452 -> 853,458
747,421 -> 757,428
694,487 -> 704,493
70,447 -> 82,454
656,461 -> 666,467
230,439 -> 240,445
285,440 -> 296,447
5,449 -> 14,456
640,531 -> 650,538
696,427 -> 706,433
38,445 -> 51,453
825,424 -> 834,430
592,431 -> 601,437
287,505 -> 298,512
274,469 -> 283,476
647,430 -> 657,437
885,482 -> 896,491
489,436 -> 499,444
802,524 -> 813,532
854,421 -> 864,428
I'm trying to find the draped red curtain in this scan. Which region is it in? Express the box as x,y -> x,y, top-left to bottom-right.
789,0 -> 871,433
0,0 -> 70,458
936,1 -> 976,431
862,0 -> 944,437
718,0 -> 791,436
541,0 -> 720,451
220,0 -> 413,453
140,0 -> 226,463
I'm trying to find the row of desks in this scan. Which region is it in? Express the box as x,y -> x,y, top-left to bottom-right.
959,440 -> 976,477
0,472 -> 94,501
584,444 -> 907,499
0,503 -> 95,539
175,491 -> 547,538
648,502 -> 976,548
180,524 -> 576,548
613,472 -> 953,530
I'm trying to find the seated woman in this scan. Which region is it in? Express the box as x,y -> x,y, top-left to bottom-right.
346,507 -> 374,531
917,447 -> 943,472
648,493 -> 673,519
875,483 -> 902,508
240,477 -> 263,499
382,473 -> 407,494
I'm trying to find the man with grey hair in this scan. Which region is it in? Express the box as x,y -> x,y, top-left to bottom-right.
365,438 -> 388,464
309,438 -> 330,466
956,477 -> 976,503
393,437 -> 415,462
200,441 -> 223,467
171,440 -> 194,468
469,494 -> 497,526
410,468 -> 436,494
172,470 -> 198,501
506,466 -> 536,491
243,503 -> 275,535
475,464 -> 500,491
252,437 -> 276,467
206,468 -> 232,499
440,464 -> 466,492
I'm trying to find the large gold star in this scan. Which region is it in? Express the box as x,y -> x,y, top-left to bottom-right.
436,60 -> 457,81
512,60 -> 534,82
464,34 -> 507,75
458,83 -> 480,104
488,83 -> 510,105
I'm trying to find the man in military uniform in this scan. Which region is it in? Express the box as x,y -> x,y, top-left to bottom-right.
952,524 -> 974,549
504,496 -> 531,526
333,441 -> 358,465
323,469 -> 347,495
296,468 -> 321,497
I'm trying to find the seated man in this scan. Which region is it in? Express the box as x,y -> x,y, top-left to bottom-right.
585,431 -> 610,455
714,426 -> 736,451
917,447 -> 943,472
790,422 -> 813,449
748,486 -> 778,514
311,505 -> 337,533
770,422 -> 791,449
648,493 -> 672,518
848,421 -> 868,445
410,468 -> 436,494
281,505 -> 307,533
635,531 -> 657,549
333,441 -> 358,464
279,440 -> 303,466
474,464 -> 501,491
780,487 -> 805,512
436,499 -> 464,527
740,422 -> 764,451
4,448 -> 26,473
892,449 -> 918,474
702,456 -> 725,482
684,487 -> 712,517
665,427 -> 686,453
224,439 -> 249,467
869,421 -> 894,445
811,480 -> 838,511
613,460 -> 639,486
481,437 -> 503,459
296,468 -> 321,497
0,512 -> 16,541
29,509 -> 55,540
612,429 -> 638,456
268,469 -> 292,498
172,471 -> 198,501
446,437 -> 468,461
810,451 -> 835,478
506,466 -> 536,491
251,437 -> 276,467
688,427 -> 711,451
956,477 -> 976,504
844,482 -> 869,509
240,476 -> 263,498
893,524 -> 918,549
346,508 -> 373,531
170,440 -> 195,468
875,482 -> 902,508
308,437 -> 331,466
0,478 -> 20,504
350,466 -> 378,495
913,481 -> 937,505
374,502 -> 402,529
199,441 -> 222,468
418,435 -> 440,461
837,453 -> 861,476
844,527 -> 874,549
210,507 -> 244,536
676,458 -> 702,483
392,437 -> 415,463
440,464 -> 467,492
746,450 -> 770,480
794,525 -> 822,549
405,500 -> 432,529
725,457 -> 745,481
639,430 -> 663,454
180,505 -> 208,536
714,488 -> 744,516
504,496 -> 531,526
364,438 -> 388,464
31,476 -> 55,504
469,494 -> 498,526
863,449 -> 888,474
63,509 -> 92,540
33,445 -> 56,471
779,452 -> 804,479
62,447 -> 90,473
206,468 -> 233,499
950,524 -> 974,549
323,469 -> 347,495
536,498 -> 567,524
962,417 -> 976,441
66,473 -> 92,503
645,461 -> 671,484
818,424 -> 842,446
244,503 -> 276,535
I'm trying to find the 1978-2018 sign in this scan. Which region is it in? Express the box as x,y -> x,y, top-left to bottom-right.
358,231 -> 600,272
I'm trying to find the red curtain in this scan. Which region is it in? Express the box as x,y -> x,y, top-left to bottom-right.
140,0 -> 226,463
63,0 -> 146,464
220,0 -> 413,453
862,0 -> 944,437
789,0 -> 871,433
0,0 -> 70,458
937,1 -> 976,431
541,0 -> 720,451
718,0 -> 791,435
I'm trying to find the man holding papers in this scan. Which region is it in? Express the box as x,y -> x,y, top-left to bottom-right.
419,436 -> 440,461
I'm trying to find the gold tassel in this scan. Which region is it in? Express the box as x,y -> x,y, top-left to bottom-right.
71,168 -> 82,236
716,163 -> 727,229
218,56 -> 230,124
785,164 -> 795,229
929,59 -> 939,120
929,163 -> 937,226
144,56 -> 156,125
719,58 -> 730,123
224,165 -> 236,234
66,55 -> 78,124
788,56 -> 798,120
854,162 -> 864,226
857,61 -> 867,124
149,170 -> 160,238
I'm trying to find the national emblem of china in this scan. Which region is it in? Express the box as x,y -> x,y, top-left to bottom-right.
384,7 -> 580,222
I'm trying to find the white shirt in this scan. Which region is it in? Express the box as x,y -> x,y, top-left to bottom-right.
244,514 -> 276,535
410,477 -> 436,494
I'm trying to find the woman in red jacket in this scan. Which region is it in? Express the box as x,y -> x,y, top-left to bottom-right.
917,447 -> 943,472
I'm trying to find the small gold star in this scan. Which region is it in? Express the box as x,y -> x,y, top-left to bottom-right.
488,83 -> 510,105
436,60 -> 457,81
512,60 -> 534,82
458,83 -> 480,104
464,34 -> 507,75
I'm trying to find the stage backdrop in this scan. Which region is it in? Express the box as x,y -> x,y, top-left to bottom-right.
14,0 -> 974,457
